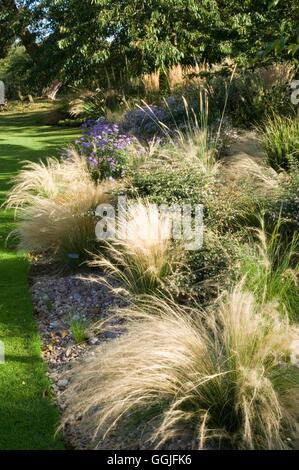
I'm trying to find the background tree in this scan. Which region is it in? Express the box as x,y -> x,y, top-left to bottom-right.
0,0 -> 297,94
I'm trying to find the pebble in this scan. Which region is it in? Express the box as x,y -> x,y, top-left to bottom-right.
57,379 -> 69,389
30,268 -> 211,450
30,268 -> 126,449
88,337 -> 99,345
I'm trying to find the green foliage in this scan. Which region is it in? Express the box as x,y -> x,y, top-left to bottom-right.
69,317 -> 90,344
0,108 -> 72,450
204,182 -> 266,233
50,1 -> 298,83
57,118 -> 85,127
262,0 -> 299,60
0,46 -> 34,99
127,163 -> 212,207
265,170 -> 299,235
207,65 -> 295,127
174,230 -> 241,303
259,114 -> 299,171
238,220 -> 299,321
73,89 -> 125,119
1,1 -> 298,91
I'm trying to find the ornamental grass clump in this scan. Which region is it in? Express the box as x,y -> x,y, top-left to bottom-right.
164,94 -> 217,168
90,200 -> 183,296
122,92 -> 220,178
6,150 -> 117,262
63,286 -> 299,450
258,114 -> 299,171
238,219 -> 299,321
147,93 -> 219,177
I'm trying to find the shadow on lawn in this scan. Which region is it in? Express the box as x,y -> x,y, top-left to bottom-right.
0,110 -> 79,449
0,401 -> 64,450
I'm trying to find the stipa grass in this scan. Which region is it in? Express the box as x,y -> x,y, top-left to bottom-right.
63,286 -> 299,450
6,150 -> 118,262
90,200 -> 184,296
138,93 -> 220,178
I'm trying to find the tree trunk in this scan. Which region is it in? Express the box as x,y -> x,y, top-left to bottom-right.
43,80 -> 63,101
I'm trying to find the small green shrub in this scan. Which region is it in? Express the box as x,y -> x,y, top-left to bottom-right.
258,114 -> 299,171
174,230 -> 241,303
66,88 -> 125,120
265,171 -> 299,236
207,64 -> 295,127
128,163 -> 267,238
127,162 -> 213,207
204,182 -> 267,233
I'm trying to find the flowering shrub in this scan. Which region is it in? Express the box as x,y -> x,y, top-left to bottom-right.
75,119 -> 137,181
121,105 -> 171,139
121,95 -> 212,140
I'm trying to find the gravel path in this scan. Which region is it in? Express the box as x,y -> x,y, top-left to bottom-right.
30,268 -> 225,450
30,268 -> 126,449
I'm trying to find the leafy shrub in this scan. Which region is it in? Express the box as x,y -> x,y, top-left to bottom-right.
6,151 -> 118,263
258,114 -> 299,171
174,230 -> 241,303
0,46 -> 35,99
127,162 -> 213,207
207,65 -> 295,127
68,88 -> 126,119
73,119 -> 142,181
265,171 -> 299,235
204,182 -> 267,233
63,288 -> 299,449
129,164 -> 267,237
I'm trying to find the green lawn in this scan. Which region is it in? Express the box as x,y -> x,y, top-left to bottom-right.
0,106 -> 79,449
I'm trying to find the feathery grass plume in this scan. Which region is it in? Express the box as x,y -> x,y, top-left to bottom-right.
139,91 -> 219,178
222,154 -> 280,192
257,63 -> 295,89
167,64 -> 184,91
238,218 -> 299,320
90,200 -> 183,296
6,149 -> 118,261
6,149 -> 93,209
141,71 -> 160,94
258,114 -> 299,171
63,286 -> 299,449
